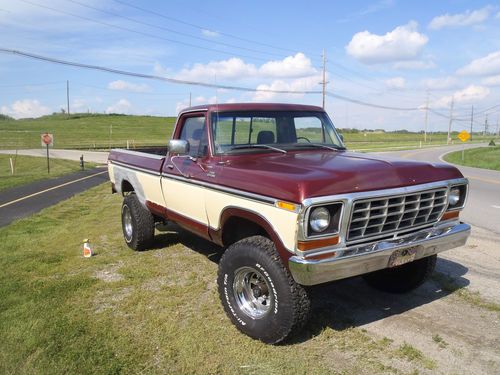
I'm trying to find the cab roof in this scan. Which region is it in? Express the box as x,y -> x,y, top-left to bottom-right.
180,102 -> 325,113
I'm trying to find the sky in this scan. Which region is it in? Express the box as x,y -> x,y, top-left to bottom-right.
1,0 -> 500,133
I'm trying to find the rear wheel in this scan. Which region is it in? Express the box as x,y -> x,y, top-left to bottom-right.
362,255 -> 437,293
121,194 -> 155,250
217,236 -> 310,344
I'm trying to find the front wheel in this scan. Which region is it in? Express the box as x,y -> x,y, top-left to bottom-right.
217,236 -> 310,344
362,255 -> 437,293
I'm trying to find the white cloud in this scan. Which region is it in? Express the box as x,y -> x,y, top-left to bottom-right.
108,80 -> 150,93
176,58 -> 257,81
422,76 -> 459,90
432,85 -> 490,108
202,29 -> 219,38
392,60 -> 436,70
481,75 -> 500,86
174,53 -> 317,81
457,51 -> 500,76
259,53 -> 317,78
252,75 -> 322,101
385,77 -> 405,89
1,99 -> 51,119
106,99 -> 132,114
194,96 -> 217,104
346,21 -> 428,64
429,7 -> 491,30
175,100 -> 190,114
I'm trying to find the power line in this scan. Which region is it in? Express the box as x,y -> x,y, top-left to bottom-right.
0,47 -> 425,111
65,0 -> 289,60
19,0 -> 272,62
110,0 -> 302,55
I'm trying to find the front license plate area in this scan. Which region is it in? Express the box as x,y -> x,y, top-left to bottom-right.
388,246 -> 418,267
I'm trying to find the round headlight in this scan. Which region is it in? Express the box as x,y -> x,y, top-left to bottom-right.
310,207 -> 330,232
448,187 -> 460,206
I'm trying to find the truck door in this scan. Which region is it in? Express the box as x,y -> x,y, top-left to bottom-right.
160,112 -> 215,239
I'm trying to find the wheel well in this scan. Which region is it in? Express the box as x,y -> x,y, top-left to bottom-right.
121,180 -> 134,195
221,216 -> 268,247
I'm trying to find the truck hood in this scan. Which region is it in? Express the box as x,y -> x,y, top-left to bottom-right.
218,150 -> 464,203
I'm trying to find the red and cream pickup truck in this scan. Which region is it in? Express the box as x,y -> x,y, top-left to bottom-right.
108,103 -> 470,344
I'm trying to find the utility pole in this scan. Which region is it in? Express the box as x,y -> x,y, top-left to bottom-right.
484,115 -> 488,136
470,105 -> 473,141
424,91 -> 429,143
496,115 -> 499,137
189,92 -> 192,107
320,49 -> 329,109
447,97 -> 454,144
66,80 -> 70,116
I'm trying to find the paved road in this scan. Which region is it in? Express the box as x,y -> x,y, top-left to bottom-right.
1,145 -> 498,233
374,143 -> 500,235
0,167 -> 109,227
0,149 -> 109,163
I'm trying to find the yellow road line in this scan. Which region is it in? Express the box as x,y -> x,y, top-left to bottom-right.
0,171 -> 108,209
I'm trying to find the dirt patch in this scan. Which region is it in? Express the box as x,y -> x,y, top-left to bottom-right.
93,262 -> 124,282
311,225 -> 500,374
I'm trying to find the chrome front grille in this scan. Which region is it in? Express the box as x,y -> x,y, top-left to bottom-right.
347,188 -> 448,242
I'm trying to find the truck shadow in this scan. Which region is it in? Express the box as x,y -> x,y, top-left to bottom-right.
152,224 -> 470,345
289,257 -> 470,344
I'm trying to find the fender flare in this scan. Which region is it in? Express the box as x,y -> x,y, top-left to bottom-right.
213,207 -> 293,264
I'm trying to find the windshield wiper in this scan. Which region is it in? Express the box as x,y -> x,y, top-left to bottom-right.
293,143 -> 346,151
229,144 -> 287,154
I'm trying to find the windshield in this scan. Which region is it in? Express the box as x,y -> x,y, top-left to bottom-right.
210,111 -> 345,154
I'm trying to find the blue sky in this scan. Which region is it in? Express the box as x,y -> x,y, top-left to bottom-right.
1,0 -> 500,132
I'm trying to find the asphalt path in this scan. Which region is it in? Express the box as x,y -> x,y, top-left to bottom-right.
374,143 -> 500,235
1,145 -> 498,234
0,167 -> 109,227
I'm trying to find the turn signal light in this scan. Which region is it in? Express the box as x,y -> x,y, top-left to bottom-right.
298,235 -> 339,251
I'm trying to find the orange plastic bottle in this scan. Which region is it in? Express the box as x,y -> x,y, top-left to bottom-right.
83,239 -> 93,258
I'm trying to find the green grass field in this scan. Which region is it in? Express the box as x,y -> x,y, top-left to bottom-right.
0,113 -> 495,152
443,146 -> 500,171
0,154 -> 96,191
1,183 -> 445,374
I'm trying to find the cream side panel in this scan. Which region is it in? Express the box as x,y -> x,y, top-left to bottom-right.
205,189 -> 298,252
108,164 -> 116,184
161,178 -> 208,225
136,172 -> 164,206
111,164 -> 163,206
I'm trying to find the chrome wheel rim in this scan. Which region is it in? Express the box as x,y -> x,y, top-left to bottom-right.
233,267 -> 272,319
123,205 -> 133,241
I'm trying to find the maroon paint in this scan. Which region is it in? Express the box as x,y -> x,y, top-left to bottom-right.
146,200 -> 211,241
213,207 -> 293,265
109,150 -> 165,172
213,150 -> 463,203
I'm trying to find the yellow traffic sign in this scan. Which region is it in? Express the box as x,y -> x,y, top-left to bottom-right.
457,130 -> 470,142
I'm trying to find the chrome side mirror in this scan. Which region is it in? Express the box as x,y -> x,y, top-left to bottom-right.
168,139 -> 190,154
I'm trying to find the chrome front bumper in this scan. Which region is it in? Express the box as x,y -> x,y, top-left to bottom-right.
288,221 -> 471,286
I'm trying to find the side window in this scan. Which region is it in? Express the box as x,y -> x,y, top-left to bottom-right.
179,116 -> 207,157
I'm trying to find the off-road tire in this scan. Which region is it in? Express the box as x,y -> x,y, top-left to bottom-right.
121,194 -> 155,251
217,235 -> 310,344
362,254 -> 437,293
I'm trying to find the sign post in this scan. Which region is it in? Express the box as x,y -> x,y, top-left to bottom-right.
457,130 -> 470,162
41,133 -> 54,174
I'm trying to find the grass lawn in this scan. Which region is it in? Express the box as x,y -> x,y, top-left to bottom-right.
0,184 -> 443,374
443,146 -> 500,171
0,154 -> 96,192
0,113 -> 495,152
